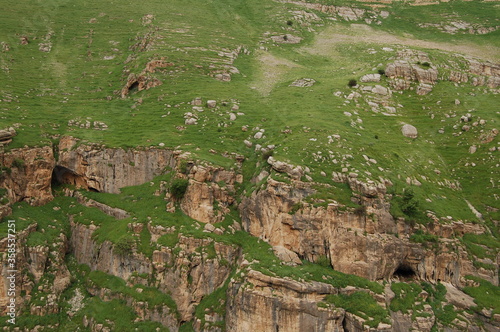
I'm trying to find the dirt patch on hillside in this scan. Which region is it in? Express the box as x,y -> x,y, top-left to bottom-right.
253,51 -> 301,96
304,24 -> 500,62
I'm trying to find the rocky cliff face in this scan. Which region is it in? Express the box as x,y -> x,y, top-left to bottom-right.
226,269 -> 346,332
1,140 -> 498,331
178,164 -> 241,224
0,146 -> 55,217
0,223 -> 70,316
70,222 -> 239,322
240,177 -> 497,287
57,136 -> 176,193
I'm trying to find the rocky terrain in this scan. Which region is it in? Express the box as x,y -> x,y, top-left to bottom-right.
0,0 -> 499,331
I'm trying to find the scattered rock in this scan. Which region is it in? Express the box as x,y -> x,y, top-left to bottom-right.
207,100 -> 217,108
360,74 -> 381,83
0,128 -> 16,145
39,43 -> 52,52
271,34 -> 302,44
191,97 -> 202,106
289,78 -> 316,87
416,83 -> 433,95
203,223 -> 216,233
372,85 -> 389,95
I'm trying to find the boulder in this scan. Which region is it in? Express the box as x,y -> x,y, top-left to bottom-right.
402,124 -> 418,139
360,74 -> 381,83
272,246 -> 302,265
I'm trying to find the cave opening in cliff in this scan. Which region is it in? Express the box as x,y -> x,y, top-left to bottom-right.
51,166 -> 90,191
393,263 -> 416,280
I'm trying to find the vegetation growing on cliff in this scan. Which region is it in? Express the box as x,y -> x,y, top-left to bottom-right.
0,0 -> 499,330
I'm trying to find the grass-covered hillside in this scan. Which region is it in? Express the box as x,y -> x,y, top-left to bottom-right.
0,0 -> 499,331
1,0 -> 498,222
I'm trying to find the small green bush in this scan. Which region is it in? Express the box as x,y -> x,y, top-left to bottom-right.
410,229 -> 438,243
0,165 -> 12,177
262,149 -> 274,161
401,188 -> 419,216
315,255 -> 331,268
378,69 -> 385,76
12,158 -> 25,169
179,160 -> 190,174
289,202 -> 303,215
170,178 -> 189,200
114,236 -> 135,256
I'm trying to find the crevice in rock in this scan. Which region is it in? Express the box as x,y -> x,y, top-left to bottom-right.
342,314 -> 349,332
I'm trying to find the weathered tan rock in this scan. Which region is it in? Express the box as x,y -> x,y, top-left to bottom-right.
0,128 -> 16,144
57,136 -> 176,193
226,269 -> 345,332
180,165 -> 237,223
273,245 -> 302,265
71,222 -> 239,321
267,156 -> 304,180
401,124 -> 418,139
239,177 -> 494,286
386,60 -> 438,89
443,282 -> 475,309
0,145 -> 55,212
121,73 -> 162,98
449,71 -> 469,84
0,224 -> 37,314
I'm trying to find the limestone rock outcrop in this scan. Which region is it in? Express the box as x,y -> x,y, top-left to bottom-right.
0,224 -> 70,316
179,164 -> 240,224
226,269 -> 345,332
57,136 -> 176,193
70,222 -> 239,321
0,145 -> 55,215
239,178 -> 494,286
0,128 -> 16,146
385,60 -> 438,94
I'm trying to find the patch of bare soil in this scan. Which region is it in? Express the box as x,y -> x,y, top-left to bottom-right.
252,51 -> 301,96
304,24 -> 500,62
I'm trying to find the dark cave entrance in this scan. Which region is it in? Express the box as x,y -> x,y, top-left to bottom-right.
128,81 -> 139,93
51,166 -> 94,191
393,263 -> 417,280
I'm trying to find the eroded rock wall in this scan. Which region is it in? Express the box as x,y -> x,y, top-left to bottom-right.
226,269 -> 345,332
70,222 -> 239,322
0,146 -> 55,217
58,136 -> 176,193
239,177 -> 496,286
178,164 -> 241,224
